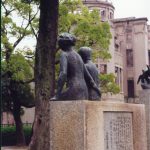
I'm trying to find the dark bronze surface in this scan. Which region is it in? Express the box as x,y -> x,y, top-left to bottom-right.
79,47 -> 101,100
137,65 -> 150,89
51,33 -> 100,100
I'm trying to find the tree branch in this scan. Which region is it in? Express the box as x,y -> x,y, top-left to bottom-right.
2,1 -> 15,17
25,55 -> 34,59
30,23 -> 38,40
13,5 -> 39,49
6,8 -> 16,16
29,4 -> 39,40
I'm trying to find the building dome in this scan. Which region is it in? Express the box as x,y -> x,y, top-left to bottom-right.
82,0 -> 115,21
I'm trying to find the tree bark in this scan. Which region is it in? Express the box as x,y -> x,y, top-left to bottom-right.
13,101 -> 26,146
29,0 -> 59,150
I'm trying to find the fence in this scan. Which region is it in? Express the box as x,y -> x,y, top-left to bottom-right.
1,122 -> 33,127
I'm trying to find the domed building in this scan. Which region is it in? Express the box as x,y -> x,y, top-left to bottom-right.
83,0 -> 115,21
83,0 -> 150,102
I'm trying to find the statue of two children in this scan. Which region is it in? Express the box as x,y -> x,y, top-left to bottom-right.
51,33 -> 101,101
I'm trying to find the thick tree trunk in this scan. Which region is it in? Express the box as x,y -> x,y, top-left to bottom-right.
13,101 -> 26,146
29,0 -> 59,150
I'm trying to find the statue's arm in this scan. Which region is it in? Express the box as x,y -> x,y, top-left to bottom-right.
51,53 -> 67,100
53,53 -> 68,99
84,65 -> 101,97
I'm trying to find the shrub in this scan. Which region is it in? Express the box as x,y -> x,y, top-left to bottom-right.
1,125 -> 32,146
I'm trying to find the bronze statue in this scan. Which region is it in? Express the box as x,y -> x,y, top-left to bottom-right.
51,33 -> 100,100
137,65 -> 150,89
78,47 -> 101,100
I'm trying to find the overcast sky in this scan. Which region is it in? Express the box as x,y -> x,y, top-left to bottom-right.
15,0 -> 150,50
111,0 -> 150,23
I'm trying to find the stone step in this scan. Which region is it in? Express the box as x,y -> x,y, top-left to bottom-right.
1,146 -> 28,150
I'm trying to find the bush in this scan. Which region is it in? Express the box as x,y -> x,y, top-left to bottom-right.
1,125 -> 32,146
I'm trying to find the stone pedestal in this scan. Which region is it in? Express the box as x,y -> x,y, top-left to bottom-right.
139,90 -> 150,150
49,101 -> 147,150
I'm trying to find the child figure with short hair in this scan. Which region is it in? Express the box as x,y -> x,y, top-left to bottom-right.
78,47 -> 101,100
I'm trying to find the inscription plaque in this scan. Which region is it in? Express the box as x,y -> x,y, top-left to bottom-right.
104,112 -> 134,150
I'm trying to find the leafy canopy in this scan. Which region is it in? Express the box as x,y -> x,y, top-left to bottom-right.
58,0 -> 120,94
1,0 -> 37,113
100,73 -> 120,94
59,0 -> 112,58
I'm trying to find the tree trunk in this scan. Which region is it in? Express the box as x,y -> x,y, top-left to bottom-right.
29,0 -> 59,150
13,101 -> 26,146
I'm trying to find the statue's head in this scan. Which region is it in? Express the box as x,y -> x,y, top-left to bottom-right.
78,47 -> 92,63
58,33 -> 76,51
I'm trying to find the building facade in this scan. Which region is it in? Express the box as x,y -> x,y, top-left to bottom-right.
83,0 -> 150,102
113,17 -> 149,101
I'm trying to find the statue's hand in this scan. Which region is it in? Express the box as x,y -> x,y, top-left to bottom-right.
96,88 -> 101,97
93,84 -> 101,98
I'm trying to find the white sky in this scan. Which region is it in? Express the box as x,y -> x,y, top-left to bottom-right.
111,0 -> 150,23
15,0 -> 150,50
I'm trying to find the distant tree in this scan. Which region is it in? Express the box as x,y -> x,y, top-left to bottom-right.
58,0 -> 120,94
1,0 -> 38,145
1,52 -> 35,146
100,73 -> 120,94
59,1 -> 112,60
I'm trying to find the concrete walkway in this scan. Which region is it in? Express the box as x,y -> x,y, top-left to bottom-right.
1,146 -> 28,150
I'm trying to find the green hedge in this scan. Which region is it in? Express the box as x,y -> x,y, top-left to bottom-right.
1,125 -> 32,146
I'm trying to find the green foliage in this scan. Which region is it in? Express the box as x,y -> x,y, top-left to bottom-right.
2,51 -> 35,111
92,50 -> 112,62
58,0 -> 119,94
1,125 -> 32,146
60,0 -> 82,12
2,0 -> 36,112
1,0 -> 39,53
100,73 -> 120,94
59,1 -> 112,60
3,52 -> 33,81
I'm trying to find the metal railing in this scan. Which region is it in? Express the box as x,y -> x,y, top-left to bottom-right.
1,122 -> 33,127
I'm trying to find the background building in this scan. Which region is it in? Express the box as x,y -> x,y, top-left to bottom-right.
83,0 -> 150,102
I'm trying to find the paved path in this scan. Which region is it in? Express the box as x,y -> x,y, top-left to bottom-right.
1,146 -> 28,150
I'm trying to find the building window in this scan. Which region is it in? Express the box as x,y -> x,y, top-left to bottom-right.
115,67 -> 119,85
109,12 -> 113,19
126,28 -> 132,33
126,23 -> 132,33
115,67 -> 123,91
120,68 -> 123,91
100,64 -> 107,74
127,80 -> 135,98
100,10 -> 106,21
126,34 -> 132,41
101,10 -> 105,16
114,36 -> 120,51
126,49 -> 133,67
148,50 -> 150,65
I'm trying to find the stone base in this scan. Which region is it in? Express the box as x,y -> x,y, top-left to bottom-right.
139,90 -> 150,150
1,147 -> 27,150
49,101 -> 147,150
